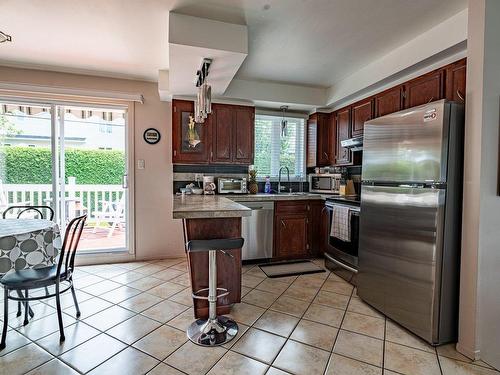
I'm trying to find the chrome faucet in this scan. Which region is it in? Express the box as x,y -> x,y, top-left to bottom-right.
278,166 -> 291,194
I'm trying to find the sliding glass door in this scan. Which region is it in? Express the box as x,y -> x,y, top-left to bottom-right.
0,99 -> 131,253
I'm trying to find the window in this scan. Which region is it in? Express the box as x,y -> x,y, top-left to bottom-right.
254,114 -> 306,180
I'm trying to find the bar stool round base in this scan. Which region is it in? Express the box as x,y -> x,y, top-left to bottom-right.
187,316 -> 238,346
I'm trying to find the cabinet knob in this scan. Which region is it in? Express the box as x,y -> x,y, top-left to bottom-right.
281,220 -> 286,228
323,152 -> 328,159
456,90 -> 465,102
173,150 -> 177,156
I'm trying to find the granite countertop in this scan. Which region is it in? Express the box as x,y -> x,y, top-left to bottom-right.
172,195 -> 251,219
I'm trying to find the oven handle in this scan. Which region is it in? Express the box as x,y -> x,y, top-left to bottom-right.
325,203 -> 360,214
324,253 -> 358,274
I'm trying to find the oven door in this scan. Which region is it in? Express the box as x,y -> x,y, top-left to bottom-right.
324,203 -> 360,277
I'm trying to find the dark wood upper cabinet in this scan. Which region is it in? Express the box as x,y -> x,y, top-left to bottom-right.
375,85 -> 404,117
211,104 -> 233,163
335,107 -> 352,165
351,98 -> 374,136
316,113 -> 333,166
233,106 -> 254,164
172,99 -> 210,164
404,70 -> 445,109
172,101 -> 254,165
445,58 -> 466,103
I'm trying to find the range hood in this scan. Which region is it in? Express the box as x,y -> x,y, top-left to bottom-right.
341,136 -> 363,151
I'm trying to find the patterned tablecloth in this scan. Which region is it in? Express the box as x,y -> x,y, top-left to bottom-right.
0,219 -> 62,274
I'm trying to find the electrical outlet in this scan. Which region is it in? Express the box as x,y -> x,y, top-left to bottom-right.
194,173 -> 203,181
137,159 -> 145,169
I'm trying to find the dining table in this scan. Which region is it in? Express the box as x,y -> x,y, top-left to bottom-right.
0,219 -> 62,275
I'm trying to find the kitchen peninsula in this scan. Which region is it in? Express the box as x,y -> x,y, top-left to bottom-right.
172,195 -> 251,318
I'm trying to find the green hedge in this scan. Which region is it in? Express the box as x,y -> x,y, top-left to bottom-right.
0,146 -> 125,184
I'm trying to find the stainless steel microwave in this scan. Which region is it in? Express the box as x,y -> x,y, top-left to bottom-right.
309,173 -> 341,194
218,177 -> 247,194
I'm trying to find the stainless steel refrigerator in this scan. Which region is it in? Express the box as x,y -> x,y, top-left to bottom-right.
358,99 -> 464,345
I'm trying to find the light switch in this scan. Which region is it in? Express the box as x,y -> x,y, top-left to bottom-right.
137,159 -> 145,169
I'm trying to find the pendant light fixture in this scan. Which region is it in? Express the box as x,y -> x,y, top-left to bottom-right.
194,58 -> 212,123
280,105 -> 288,137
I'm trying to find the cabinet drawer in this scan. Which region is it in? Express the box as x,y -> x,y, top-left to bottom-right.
275,200 -> 310,214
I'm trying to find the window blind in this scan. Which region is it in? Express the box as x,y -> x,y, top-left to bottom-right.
254,114 -> 306,179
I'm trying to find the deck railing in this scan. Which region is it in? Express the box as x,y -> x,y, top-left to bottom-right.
2,181 -> 124,221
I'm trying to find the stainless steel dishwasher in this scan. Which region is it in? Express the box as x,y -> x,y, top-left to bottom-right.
240,201 -> 274,260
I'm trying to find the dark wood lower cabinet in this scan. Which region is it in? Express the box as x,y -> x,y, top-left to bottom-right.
184,217 -> 242,319
274,214 -> 309,259
273,200 -> 324,260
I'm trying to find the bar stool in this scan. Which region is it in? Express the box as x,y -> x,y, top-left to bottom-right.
186,237 -> 244,346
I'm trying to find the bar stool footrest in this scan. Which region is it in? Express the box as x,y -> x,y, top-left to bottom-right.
192,287 -> 229,300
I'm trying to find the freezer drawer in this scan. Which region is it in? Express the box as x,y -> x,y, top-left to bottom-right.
357,185 -> 446,344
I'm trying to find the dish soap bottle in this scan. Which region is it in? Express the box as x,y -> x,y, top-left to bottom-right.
264,176 -> 271,194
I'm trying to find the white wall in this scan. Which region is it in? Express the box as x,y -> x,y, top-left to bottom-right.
459,0 -> 500,367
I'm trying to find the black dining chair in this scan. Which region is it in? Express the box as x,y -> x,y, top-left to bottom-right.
2,205 -> 55,319
2,205 -> 55,220
0,214 -> 87,350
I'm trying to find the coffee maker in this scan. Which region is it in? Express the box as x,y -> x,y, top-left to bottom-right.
203,176 -> 216,195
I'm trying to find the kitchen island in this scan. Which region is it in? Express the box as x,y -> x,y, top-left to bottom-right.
173,195 -> 251,318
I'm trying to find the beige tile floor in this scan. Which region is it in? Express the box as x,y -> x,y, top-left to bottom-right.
0,257 -> 498,375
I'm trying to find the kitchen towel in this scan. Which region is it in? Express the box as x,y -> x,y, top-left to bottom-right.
330,205 -> 351,242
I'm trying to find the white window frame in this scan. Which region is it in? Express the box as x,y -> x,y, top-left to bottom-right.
254,109 -> 308,182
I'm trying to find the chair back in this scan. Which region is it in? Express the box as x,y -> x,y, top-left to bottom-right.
2,205 -> 55,220
57,214 -> 87,278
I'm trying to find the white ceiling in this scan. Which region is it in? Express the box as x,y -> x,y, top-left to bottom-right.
0,0 -> 467,87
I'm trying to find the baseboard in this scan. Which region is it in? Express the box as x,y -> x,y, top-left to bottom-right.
456,342 -> 481,361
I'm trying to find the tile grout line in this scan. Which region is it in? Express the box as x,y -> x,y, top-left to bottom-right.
173,263 -> 322,374
436,346 -> 445,375
185,265 -> 296,374
382,312 -> 387,374
6,258 -> 497,375
240,263 -> 333,374
3,260 -> 190,375
322,285 -> 355,375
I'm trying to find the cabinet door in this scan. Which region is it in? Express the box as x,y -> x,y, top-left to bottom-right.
445,58 -> 466,103
351,98 -> 373,136
404,70 -> 444,109
172,100 -> 210,164
233,107 -> 255,164
211,104 -> 233,163
375,86 -> 403,118
275,214 -> 309,259
306,117 -> 317,167
335,107 -> 351,165
317,113 -> 332,166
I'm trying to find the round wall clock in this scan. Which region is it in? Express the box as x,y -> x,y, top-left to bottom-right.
143,128 -> 161,144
